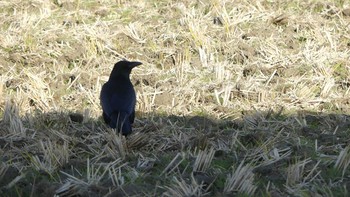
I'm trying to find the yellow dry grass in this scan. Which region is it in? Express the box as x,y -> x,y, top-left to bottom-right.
0,0 -> 350,196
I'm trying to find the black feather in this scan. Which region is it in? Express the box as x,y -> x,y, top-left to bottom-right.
100,60 -> 142,135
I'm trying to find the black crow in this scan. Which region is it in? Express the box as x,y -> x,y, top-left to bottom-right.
100,60 -> 142,135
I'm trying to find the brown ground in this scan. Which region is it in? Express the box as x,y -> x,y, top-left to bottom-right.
1,0 -> 350,196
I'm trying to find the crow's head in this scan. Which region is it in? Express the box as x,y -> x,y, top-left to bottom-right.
110,60 -> 142,79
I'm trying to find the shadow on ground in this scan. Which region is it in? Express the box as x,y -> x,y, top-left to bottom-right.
0,106 -> 350,196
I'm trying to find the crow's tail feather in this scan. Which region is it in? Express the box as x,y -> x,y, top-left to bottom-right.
110,112 -> 132,135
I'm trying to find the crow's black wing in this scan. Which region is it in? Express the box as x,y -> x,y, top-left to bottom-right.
100,81 -> 136,127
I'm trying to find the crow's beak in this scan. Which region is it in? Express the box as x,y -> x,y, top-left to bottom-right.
129,61 -> 142,68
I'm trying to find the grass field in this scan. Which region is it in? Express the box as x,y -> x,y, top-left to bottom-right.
1,0 -> 350,196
